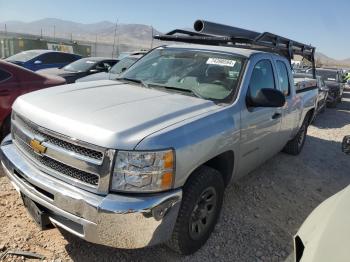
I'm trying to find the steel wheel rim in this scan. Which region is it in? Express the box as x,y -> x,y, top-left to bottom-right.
189,187 -> 217,240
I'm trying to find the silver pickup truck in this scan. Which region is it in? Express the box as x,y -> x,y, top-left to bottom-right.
0,20 -> 318,255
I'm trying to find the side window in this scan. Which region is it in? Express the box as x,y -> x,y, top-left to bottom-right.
40,53 -> 59,64
248,59 -> 275,98
276,61 -> 290,96
40,53 -> 78,64
0,69 -> 12,82
62,54 -> 79,63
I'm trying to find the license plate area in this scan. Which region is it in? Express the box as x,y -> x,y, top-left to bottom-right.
21,193 -> 51,230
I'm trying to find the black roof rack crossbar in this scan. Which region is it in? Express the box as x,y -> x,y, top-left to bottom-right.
154,20 -> 316,69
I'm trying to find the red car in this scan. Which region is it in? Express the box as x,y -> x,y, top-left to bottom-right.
0,60 -> 66,138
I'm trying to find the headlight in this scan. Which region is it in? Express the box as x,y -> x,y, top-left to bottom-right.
111,149 -> 175,192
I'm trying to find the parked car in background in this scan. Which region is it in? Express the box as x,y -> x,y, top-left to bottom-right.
294,73 -> 328,114
4,50 -> 82,71
37,57 -> 118,84
311,68 -> 345,107
0,60 -> 66,138
294,185 -> 350,262
76,54 -> 142,83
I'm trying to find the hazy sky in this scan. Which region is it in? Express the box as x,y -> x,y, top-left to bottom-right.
0,0 -> 348,59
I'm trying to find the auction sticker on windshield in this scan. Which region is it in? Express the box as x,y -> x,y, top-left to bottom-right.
207,58 -> 236,67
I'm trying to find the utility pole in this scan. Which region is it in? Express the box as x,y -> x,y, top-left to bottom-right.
112,19 -> 118,58
4,24 -> 7,35
150,26 -> 154,49
70,33 -> 73,42
40,28 -> 43,38
53,25 -> 56,40
95,34 -> 98,56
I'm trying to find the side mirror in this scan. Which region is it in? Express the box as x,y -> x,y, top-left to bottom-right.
33,60 -> 42,65
342,136 -> 350,155
248,88 -> 286,107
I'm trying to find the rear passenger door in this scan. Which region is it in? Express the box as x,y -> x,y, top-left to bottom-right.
239,55 -> 284,176
273,58 -> 299,141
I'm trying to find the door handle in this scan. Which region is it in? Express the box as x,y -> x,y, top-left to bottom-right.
272,112 -> 282,119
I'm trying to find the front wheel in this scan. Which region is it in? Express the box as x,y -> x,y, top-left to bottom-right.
167,166 -> 224,255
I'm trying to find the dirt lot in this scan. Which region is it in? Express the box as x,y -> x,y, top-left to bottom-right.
1,91 -> 350,262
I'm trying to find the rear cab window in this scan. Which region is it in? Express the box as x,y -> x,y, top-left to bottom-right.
276,60 -> 291,96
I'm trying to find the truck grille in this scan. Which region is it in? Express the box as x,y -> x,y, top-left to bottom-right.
15,115 -> 103,161
15,137 -> 99,186
11,113 -> 110,190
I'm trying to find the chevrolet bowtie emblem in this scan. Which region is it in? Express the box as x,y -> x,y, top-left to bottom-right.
30,139 -> 47,155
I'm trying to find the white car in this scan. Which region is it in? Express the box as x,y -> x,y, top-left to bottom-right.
294,184 -> 350,261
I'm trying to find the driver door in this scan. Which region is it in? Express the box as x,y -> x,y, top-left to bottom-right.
238,55 -> 283,177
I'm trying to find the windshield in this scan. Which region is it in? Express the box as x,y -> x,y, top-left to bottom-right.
122,48 -> 245,101
110,57 -> 138,75
316,70 -> 338,82
63,58 -> 96,72
5,50 -> 43,62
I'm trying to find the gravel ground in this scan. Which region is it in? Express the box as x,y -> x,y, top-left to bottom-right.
1,91 -> 350,262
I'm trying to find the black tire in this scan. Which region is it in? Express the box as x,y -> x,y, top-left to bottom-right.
167,166 -> 225,255
0,116 -> 11,140
283,115 -> 309,155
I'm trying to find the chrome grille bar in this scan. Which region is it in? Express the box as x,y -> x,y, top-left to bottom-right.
11,113 -> 115,194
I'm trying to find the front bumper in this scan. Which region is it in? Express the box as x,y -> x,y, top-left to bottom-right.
0,136 -> 182,249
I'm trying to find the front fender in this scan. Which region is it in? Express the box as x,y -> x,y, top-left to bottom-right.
135,107 -> 240,188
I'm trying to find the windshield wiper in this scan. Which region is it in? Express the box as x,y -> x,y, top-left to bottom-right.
116,77 -> 148,88
147,84 -> 204,99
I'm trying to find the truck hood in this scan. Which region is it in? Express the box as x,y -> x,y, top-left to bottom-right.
13,80 -> 220,149
296,186 -> 350,262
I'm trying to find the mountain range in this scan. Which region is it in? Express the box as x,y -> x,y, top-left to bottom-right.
1,18 -> 349,67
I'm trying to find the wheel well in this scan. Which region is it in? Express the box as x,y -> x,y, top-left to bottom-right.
201,151 -> 234,187
305,109 -> 315,125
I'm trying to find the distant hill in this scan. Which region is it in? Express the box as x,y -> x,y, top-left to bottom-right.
1,18 -> 349,67
0,18 -> 160,48
315,52 -> 350,68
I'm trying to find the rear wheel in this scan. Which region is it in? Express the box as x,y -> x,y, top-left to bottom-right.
283,115 -> 309,155
167,166 -> 224,255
